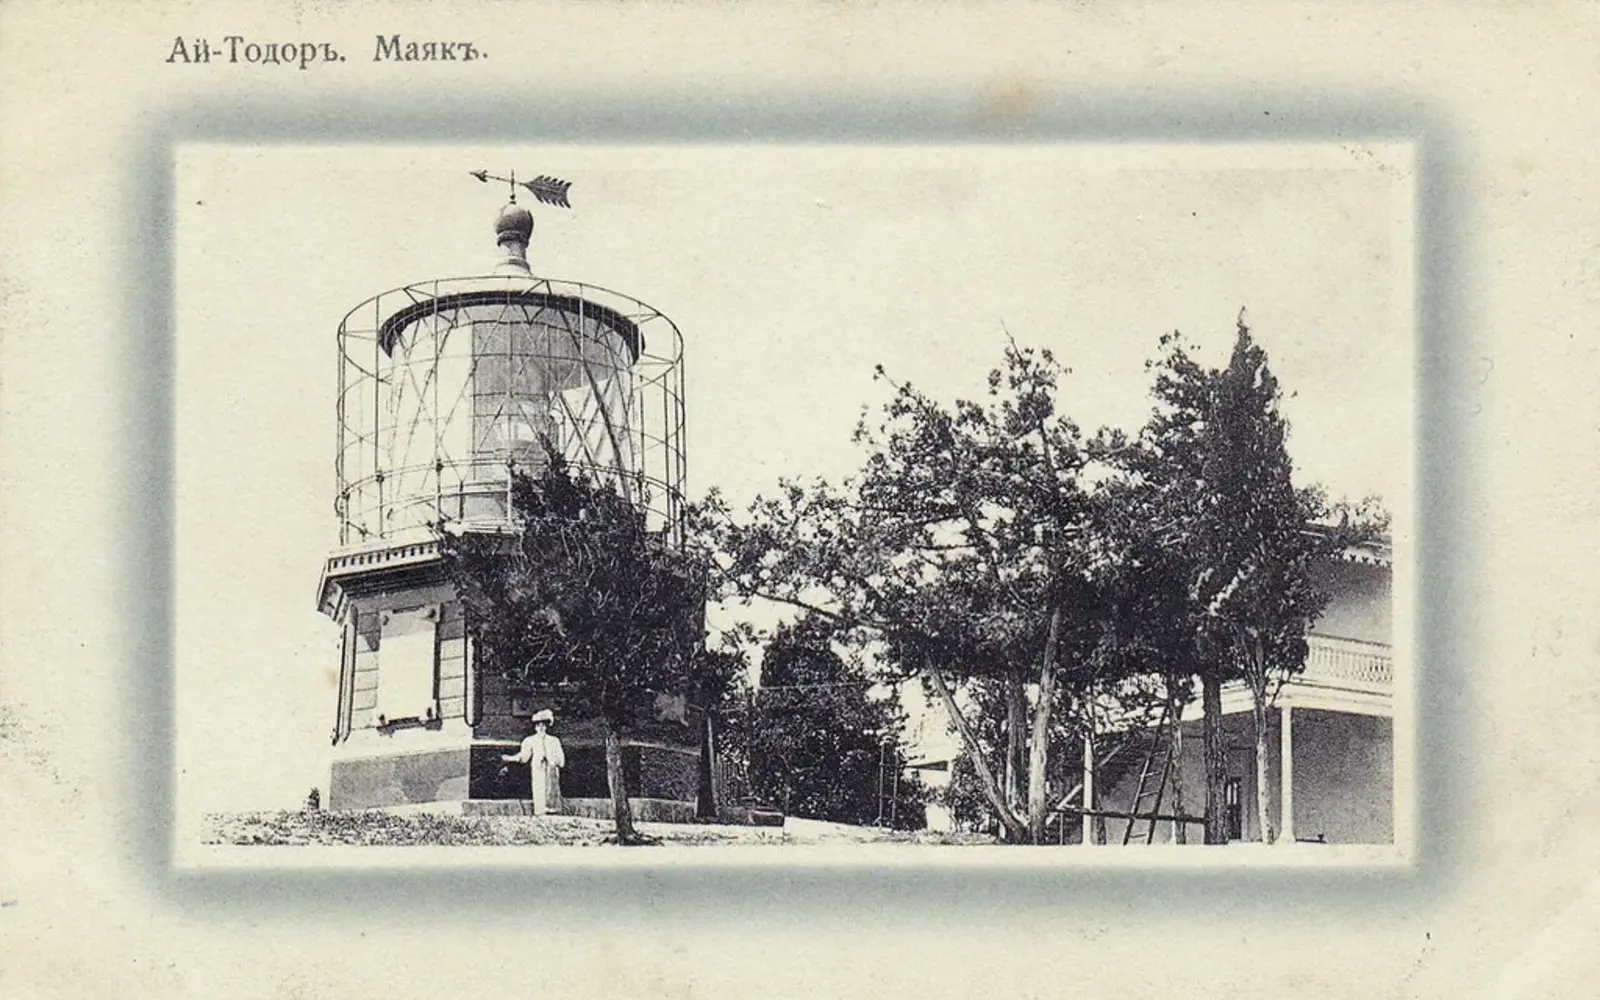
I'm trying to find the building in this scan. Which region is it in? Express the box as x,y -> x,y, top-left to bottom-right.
315,186 -> 704,817
1092,538 -> 1396,845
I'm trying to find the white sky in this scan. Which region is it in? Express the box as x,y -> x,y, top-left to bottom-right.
173,142 -> 1413,814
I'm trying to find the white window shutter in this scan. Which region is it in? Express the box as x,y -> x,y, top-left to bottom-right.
376,605 -> 439,724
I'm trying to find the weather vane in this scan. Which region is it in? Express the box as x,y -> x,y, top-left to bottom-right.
470,169 -> 573,208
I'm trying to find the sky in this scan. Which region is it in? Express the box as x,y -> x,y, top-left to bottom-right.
172,142 -> 1413,815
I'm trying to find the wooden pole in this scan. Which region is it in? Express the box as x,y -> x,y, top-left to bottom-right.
876,740 -> 887,826
890,752 -> 899,826
1280,705 -> 1295,844
1057,807 -> 1207,826
1081,726 -> 1096,846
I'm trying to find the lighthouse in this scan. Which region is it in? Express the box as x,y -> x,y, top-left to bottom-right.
315,177 -> 696,814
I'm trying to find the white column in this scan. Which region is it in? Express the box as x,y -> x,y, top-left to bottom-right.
1279,705 -> 1294,844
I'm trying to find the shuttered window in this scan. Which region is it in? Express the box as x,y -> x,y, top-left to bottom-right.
376,605 -> 439,724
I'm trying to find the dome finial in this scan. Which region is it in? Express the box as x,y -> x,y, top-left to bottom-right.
470,169 -> 574,274
495,202 -> 535,272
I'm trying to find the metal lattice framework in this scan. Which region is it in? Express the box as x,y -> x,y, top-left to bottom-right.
336,274 -> 686,546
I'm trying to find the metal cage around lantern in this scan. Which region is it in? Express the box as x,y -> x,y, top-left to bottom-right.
335,274 -> 686,546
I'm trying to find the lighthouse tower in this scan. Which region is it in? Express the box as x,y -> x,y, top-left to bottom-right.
315,182 -> 694,814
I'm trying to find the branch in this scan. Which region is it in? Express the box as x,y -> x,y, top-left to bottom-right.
723,581 -> 893,634
926,667 -> 1026,836
963,505 -> 1027,608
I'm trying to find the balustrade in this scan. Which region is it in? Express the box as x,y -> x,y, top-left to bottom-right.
1303,635 -> 1392,688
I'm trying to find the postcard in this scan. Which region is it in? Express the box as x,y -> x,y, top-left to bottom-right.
2,3 -> 1596,999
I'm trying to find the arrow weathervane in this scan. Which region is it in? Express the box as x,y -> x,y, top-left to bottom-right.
470,169 -> 573,208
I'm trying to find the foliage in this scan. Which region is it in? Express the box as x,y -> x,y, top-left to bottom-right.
687,637 -> 753,719
440,450 -> 725,843
704,319 -> 1390,847
943,750 -> 999,833
1118,317 -> 1389,842
442,452 -> 709,723
729,618 -> 926,828
705,344 -> 1138,842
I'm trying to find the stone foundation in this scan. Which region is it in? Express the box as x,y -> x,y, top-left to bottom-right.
331,738 -> 704,817
329,748 -> 472,810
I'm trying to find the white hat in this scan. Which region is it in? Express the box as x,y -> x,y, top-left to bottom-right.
530,709 -> 554,724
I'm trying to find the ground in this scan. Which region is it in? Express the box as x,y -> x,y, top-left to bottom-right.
201,810 -> 996,847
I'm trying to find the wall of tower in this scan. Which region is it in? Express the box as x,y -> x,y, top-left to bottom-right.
340,582 -> 470,734
327,565 -> 705,813
473,665 -> 526,742
338,276 -> 687,547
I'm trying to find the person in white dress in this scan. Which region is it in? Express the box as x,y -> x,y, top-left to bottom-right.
502,709 -> 565,815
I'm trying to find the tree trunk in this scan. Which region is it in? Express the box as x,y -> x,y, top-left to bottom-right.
927,667 -> 1029,842
603,721 -> 640,844
1004,674 -> 1028,821
1252,692 -> 1274,845
1201,672 -> 1228,845
1026,606 -> 1063,843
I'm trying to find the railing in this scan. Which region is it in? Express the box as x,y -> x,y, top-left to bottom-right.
1302,634 -> 1392,689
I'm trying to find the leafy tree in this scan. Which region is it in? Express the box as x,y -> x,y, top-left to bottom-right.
441,452 -> 715,845
705,344 -> 1131,843
1118,327 -> 1236,843
732,617 -> 925,827
1128,317 -> 1385,843
1086,453 -> 1210,840
706,324 -> 1391,847
1197,321 -> 1320,843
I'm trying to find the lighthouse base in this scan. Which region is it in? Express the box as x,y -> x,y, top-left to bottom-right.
328,728 -> 703,817
319,544 -> 707,817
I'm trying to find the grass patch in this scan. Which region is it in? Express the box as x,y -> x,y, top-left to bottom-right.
200,810 -> 995,847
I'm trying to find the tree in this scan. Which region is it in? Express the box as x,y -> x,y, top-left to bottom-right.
1086,470 -> 1208,840
705,343 -> 1128,844
1115,328 -> 1235,843
939,675 -> 1079,837
441,452 -> 715,845
737,617 -> 925,827
1196,321 -> 1322,844
943,752 -> 994,833
1130,317 -> 1385,844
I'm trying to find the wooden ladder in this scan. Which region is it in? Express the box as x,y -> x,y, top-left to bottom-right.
1121,700 -> 1177,845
